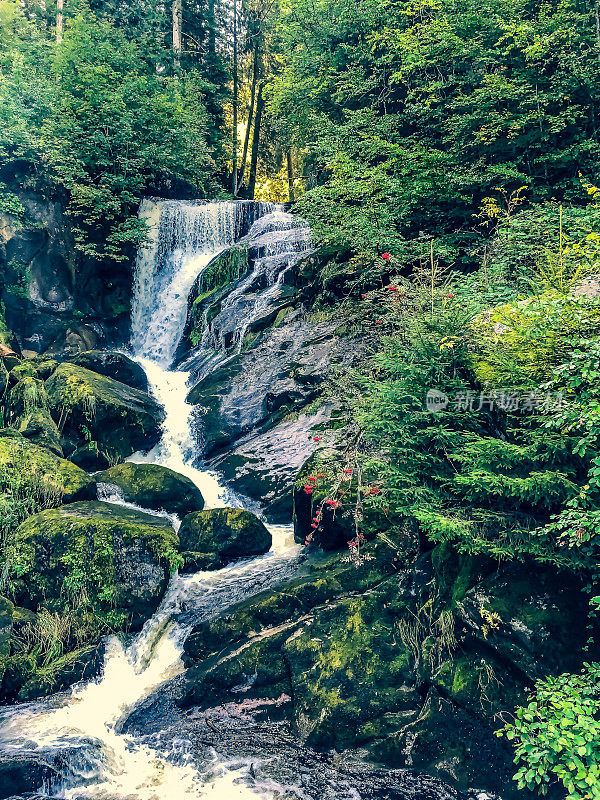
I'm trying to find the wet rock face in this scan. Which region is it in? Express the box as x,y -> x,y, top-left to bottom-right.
13,501 -> 178,627
69,350 -> 148,392
178,507 -> 271,570
187,313 -> 346,458
45,362 -> 164,462
179,540 -> 591,797
97,462 -> 204,518
0,753 -> 54,800
0,430 -> 95,503
211,403 -> 335,523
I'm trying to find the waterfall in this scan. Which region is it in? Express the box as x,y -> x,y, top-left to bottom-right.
0,198 -> 304,800
128,199 -> 287,507
131,200 -> 278,368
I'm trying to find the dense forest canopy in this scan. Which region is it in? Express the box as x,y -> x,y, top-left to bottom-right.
4,0 -> 600,797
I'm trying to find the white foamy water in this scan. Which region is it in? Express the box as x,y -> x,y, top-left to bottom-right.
0,200 -> 302,800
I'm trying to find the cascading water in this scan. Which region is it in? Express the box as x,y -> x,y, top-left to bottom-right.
0,199 -> 311,800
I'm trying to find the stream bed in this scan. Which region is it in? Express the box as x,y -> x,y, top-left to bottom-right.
0,200 -> 483,800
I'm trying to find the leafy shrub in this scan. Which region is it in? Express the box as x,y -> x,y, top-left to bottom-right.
499,664 -> 600,799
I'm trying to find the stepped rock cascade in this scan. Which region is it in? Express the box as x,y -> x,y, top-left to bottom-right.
0,200 -> 465,800
181,210 -> 312,383
132,199 -> 279,368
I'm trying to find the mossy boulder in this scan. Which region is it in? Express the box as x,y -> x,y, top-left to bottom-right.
7,376 -> 48,418
70,350 -> 149,392
178,507 -> 271,569
97,462 -> 204,517
8,361 -> 38,385
17,642 -> 103,700
70,441 -> 111,472
17,409 -> 63,456
0,431 -> 94,503
14,501 -> 179,626
45,362 -> 164,461
0,596 -> 13,684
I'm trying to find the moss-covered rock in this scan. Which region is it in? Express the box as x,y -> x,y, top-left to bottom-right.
97,462 -> 204,517
8,360 -> 38,384
14,501 -> 179,626
69,350 -> 149,392
0,596 -> 13,684
178,507 -> 271,569
0,431 -> 94,503
7,376 -> 48,418
70,441 -> 111,472
17,643 -> 103,700
45,362 -> 164,461
17,409 -> 63,456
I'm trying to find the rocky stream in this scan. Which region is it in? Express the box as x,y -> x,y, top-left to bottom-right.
0,198 -> 587,800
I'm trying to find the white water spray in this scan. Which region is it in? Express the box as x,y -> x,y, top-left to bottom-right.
0,199 -> 303,800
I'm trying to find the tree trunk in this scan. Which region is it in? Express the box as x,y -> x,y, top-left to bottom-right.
236,39 -> 259,194
232,0 -> 239,195
248,82 -> 265,200
172,0 -> 182,67
287,149 -> 295,202
208,0 -> 216,60
56,0 -> 63,43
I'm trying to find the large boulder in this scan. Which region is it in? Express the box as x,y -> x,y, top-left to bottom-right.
178,507 -> 271,570
97,462 -> 204,517
186,314 -> 359,458
7,377 -> 48,419
69,441 -> 111,472
0,430 -> 94,503
45,362 -> 164,461
17,409 -> 63,456
14,502 -> 179,626
69,350 -> 149,392
0,753 -> 54,800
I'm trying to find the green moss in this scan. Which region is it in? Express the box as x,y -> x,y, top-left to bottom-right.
0,596 -> 13,683
8,377 -> 48,418
431,541 -> 486,606
45,362 -> 163,461
9,362 -> 38,382
178,507 -> 271,566
0,432 -> 94,502
17,643 -> 100,700
14,501 -> 180,624
200,245 -> 249,293
97,462 -> 204,517
17,409 -> 63,456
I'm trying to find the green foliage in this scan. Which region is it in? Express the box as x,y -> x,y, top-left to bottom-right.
499,664 -> 600,799
44,13 -> 215,260
0,0 -> 220,261
473,293 -> 600,389
0,464 -> 60,593
0,185 -> 24,221
271,0 -> 600,258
